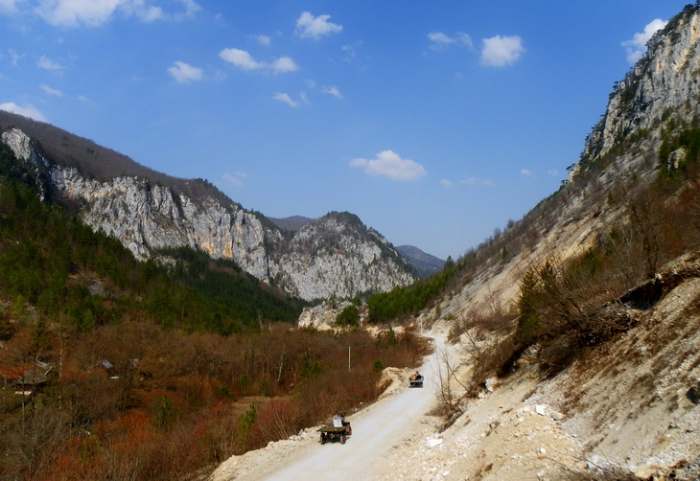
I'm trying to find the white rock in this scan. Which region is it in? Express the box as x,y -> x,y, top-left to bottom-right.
425,436 -> 444,448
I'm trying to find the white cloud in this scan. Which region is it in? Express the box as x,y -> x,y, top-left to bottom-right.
296,11 -> 342,40
0,102 -> 47,121
222,172 -> 247,187
270,56 -> 298,74
350,150 -> 426,182
167,60 -> 203,83
176,0 -> 200,17
623,18 -> 667,64
40,84 -> 63,96
273,92 -> 299,108
481,35 -> 524,67
36,0 -> 123,27
219,48 -> 298,74
219,48 -> 263,70
520,168 -> 533,177
439,179 -> 453,188
256,34 -> 271,46
0,0 -> 18,15
547,169 -> 559,177
428,31 -> 472,50
322,85 -> 342,99
119,0 -> 164,22
37,55 -> 64,72
35,0 -> 197,27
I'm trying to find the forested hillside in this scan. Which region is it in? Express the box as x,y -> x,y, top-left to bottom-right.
0,143 -> 305,335
0,141 -> 429,480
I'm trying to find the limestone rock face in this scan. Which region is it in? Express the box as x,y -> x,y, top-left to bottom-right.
0,126 -> 415,301
576,5 -> 700,176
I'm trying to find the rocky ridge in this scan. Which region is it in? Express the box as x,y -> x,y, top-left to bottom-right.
0,118 -> 415,301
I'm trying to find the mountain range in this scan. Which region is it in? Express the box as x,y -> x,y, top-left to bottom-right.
0,113 -> 426,301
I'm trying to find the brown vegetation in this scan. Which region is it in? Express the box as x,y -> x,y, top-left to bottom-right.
0,322 -> 428,481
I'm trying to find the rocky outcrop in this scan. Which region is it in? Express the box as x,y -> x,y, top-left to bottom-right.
298,301 -> 354,330
577,3 -> 700,174
0,122 -> 415,301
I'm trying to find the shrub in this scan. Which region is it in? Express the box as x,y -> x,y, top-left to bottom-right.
336,305 -> 360,326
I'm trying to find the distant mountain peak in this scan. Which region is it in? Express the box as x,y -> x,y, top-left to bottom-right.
397,245 -> 445,278
269,215 -> 315,232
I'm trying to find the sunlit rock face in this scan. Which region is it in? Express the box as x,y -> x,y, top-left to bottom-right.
0,127 -> 415,301
575,6 -> 700,178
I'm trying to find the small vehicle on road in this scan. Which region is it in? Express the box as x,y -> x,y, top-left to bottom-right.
409,371 -> 424,388
319,414 -> 352,444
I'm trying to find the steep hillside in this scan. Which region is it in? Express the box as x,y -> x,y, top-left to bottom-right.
0,118 -> 415,301
411,2 -> 700,320
392,4 -> 700,479
397,245 -> 445,278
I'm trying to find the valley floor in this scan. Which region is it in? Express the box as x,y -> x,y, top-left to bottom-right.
210,336 -> 448,481
210,259 -> 700,481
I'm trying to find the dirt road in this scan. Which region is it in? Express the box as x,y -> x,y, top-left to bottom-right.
241,336 -> 445,481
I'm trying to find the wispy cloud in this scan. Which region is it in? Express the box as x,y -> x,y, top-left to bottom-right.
37,55 -> 64,72
273,92 -> 299,108
256,34 -> 271,46
440,176 -> 495,188
219,48 -> 298,74
167,60 -> 203,84
40,84 -> 63,97
296,11 -> 342,40
350,150 -> 426,182
0,0 -> 19,15
481,35 -> 525,67
0,102 -> 47,121
322,85 -> 343,99
341,43 -> 358,63
175,0 -> 200,18
7,49 -> 22,66
520,168 -> 533,177
622,18 -> 667,64
460,176 -> 495,187
428,31 -> 472,50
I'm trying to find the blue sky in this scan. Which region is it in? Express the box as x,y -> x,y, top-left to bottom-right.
0,0 -> 690,259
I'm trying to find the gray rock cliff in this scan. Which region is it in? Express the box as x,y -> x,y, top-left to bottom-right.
0,119 -> 415,301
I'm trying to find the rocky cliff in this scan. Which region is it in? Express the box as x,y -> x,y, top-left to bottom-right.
575,3 -> 700,178
0,116 -> 414,301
